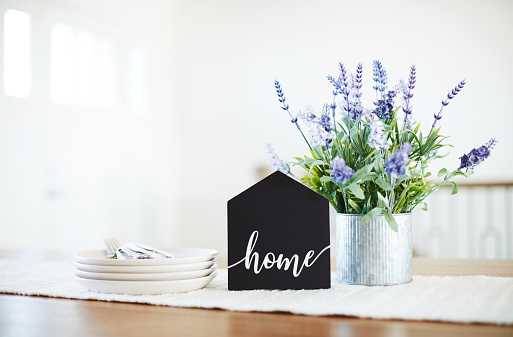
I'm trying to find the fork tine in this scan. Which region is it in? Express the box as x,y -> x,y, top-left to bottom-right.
112,238 -> 121,250
103,238 -> 115,257
107,238 -> 115,252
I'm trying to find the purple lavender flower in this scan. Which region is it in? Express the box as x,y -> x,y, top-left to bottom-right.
319,105 -> 332,133
459,138 -> 497,171
348,73 -> 364,120
328,62 -> 354,143
431,80 -> 466,131
331,157 -> 354,184
327,75 -> 342,94
402,65 -> 416,126
297,106 -> 332,148
364,110 -> 389,150
266,143 -> 291,175
373,89 -> 397,119
372,60 -> 388,103
355,63 -> 363,90
338,63 -> 351,111
274,80 -> 300,129
385,143 -> 413,179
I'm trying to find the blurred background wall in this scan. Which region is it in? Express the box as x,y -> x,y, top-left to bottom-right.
0,0 -> 512,257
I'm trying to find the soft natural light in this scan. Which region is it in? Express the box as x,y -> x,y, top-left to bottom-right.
76,30 -> 96,108
50,24 -> 118,109
50,23 -> 76,105
126,48 -> 149,113
3,9 -> 31,98
97,38 -> 118,110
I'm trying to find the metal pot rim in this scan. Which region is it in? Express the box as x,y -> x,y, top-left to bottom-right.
335,212 -> 412,217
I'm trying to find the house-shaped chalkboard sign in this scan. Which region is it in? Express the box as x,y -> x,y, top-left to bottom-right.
227,171 -> 330,290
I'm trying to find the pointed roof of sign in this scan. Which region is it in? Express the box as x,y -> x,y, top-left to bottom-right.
228,171 -> 324,204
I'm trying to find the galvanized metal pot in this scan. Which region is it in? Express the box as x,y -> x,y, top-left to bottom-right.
335,213 -> 412,286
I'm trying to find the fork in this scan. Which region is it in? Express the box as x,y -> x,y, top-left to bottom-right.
103,237 -> 132,259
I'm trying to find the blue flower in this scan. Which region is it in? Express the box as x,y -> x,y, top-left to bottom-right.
328,63 -> 364,121
459,138 -> 497,171
319,105 -> 332,133
266,143 -> 291,175
355,63 -> 363,90
385,143 -> 413,179
275,80 -> 300,129
331,157 -> 354,184
373,90 -> 397,119
431,80 -> 466,130
347,73 -> 364,120
402,65 -> 416,125
298,105 -> 333,148
372,60 -> 388,103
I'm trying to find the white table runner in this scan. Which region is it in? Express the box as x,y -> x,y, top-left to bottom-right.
1,259 -> 512,325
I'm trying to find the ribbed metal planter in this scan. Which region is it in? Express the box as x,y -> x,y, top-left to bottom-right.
336,213 -> 412,286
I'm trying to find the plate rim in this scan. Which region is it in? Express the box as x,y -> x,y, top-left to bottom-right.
74,257 -> 217,273
74,247 -> 218,266
74,264 -> 218,281
75,270 -> 218,294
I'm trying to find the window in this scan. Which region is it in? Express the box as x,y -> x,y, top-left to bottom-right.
3,9 -> 31,98
50,23 -> 119,109
50,23 -> 76,105
126,47 -> 149,113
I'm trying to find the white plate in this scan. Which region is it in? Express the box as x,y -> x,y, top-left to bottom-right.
75,247 -> 218,266
75,265 -> 217,281
75,258 -> 217,274
76,270 -> 218,295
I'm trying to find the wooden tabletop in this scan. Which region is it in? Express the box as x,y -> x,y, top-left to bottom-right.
1,255 -> 512,337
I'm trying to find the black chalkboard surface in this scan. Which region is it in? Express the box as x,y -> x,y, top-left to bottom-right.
227,171 -> 330,290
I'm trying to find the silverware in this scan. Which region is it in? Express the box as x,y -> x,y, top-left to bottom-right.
103,237 -> 173,259
124,243 -> 155,259
133,242 -> 174,258
103,237 -> 134,259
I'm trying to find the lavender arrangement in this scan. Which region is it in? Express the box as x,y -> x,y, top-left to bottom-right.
269,61 -> 497,231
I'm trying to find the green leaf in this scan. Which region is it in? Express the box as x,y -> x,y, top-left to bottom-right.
392,182 -> 417,213
349,163 -> 373,184
373,155 -> 385,174
360,173 -> 379,183
361,207 -> 385,224
377,191 -> 389,207
463,170 -> 474,178
320,176 -> 333,183
434,152 -> 450,159
453,169 -> 474,178
421,202 -> 428,211
383,209 -> 399,232
348,199 -> 362,213
451,181 -> 458,195
312,146 -> 325,160
375,177 -> 393,191
338,133 -> 348,142
311,177 -> 321,187
437,168 -> 448,177
295,158 -> 324,166
347,183 -> 365,199
361,149 -> 377,163
410,170 -> 422,178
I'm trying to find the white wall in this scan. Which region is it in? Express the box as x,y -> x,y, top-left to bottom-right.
173,0 -> 513,256
0,0 -> 180,251
0,0 -> 512,257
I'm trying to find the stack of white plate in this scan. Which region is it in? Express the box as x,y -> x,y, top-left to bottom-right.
74,247 -> 218,295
